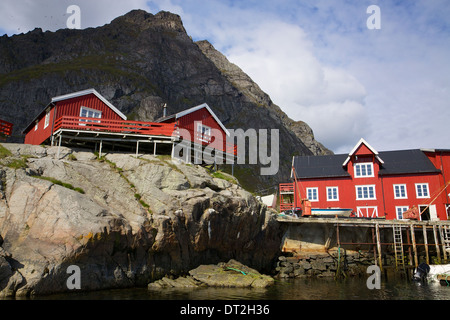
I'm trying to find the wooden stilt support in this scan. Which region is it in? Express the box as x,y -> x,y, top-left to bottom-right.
423,225 -> 429,265
439,225 -> 448,261
410,225 -> 418,267
433,225 -> 442,264
136,141 -> 140,157
99,139 -> 103,158
375,224 -> 383,271
56,134 -> 62,159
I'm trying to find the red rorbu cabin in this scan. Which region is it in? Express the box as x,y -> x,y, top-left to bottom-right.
280,138 -> 450,221
0,119 -> 13,139
22,89 -> 236,161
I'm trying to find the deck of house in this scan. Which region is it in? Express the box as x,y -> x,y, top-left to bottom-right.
51,116 -> 237,160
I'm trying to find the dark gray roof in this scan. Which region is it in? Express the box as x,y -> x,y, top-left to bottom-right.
377,149 -> 441,176
292,149 -> 440,179
293,154 -> 351,179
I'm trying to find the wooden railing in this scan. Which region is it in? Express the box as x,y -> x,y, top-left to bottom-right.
0,119 -> 13,136
53,116 -> 177,137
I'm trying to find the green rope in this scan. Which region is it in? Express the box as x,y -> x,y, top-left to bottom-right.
226,267 -> 247,275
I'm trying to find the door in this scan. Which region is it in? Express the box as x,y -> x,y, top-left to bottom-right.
356,206 -> 378,218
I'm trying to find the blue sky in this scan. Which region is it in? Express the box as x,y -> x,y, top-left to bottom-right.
1,0 -> 449,154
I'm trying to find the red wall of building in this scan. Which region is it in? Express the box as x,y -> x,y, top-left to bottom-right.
177,107 -> 227,152
294,154 -> 447,221
24,94 -> 123,145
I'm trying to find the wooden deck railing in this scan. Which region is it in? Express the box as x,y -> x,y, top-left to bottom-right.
54,116 -> 177,137
53,116 -> 237,155
0,119 -> 13,136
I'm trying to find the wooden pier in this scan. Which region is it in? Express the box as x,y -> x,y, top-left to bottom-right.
277,216 -> 450,270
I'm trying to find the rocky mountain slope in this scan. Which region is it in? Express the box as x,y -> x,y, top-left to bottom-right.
0,143 -> 283,297
0,10 -> 331,191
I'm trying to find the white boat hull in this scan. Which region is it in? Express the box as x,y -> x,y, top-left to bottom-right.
310,208 -> 353,217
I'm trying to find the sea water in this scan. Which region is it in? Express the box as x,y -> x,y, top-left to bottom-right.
33,277 -> 450,300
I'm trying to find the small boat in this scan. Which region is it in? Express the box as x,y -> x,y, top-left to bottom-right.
311,208 -> 353,217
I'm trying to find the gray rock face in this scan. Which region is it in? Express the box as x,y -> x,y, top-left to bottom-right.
0,9 -> 331,192
0,143 -> 282,297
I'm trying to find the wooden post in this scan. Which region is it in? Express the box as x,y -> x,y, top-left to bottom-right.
433,225 -> 442,264
375,224 -> 383,271
372,227 -> 378,267
154,142 -> 157,156
406,229 -> 413,266
439,225 -> 448,261
56,134 -> 62,159
410,225 -> 418,267
99,139 -> 103,158
423,225 -> 429,265
136,141 -> 140,157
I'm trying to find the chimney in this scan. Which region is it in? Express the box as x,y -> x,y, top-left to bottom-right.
163,103 -> 167,117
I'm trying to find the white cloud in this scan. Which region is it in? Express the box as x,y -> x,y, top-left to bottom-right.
0,0 -> 151,35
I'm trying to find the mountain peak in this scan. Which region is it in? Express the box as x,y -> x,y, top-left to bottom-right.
112,10 -> 186,33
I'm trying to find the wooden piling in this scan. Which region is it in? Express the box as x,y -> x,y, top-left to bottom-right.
375,224 -> 382,271
423,225 -> 429,264
410,225 -> 418,267
433,225 -> 442,264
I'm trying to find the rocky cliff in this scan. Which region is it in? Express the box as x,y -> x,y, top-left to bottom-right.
0,143 -> 282,297
0,10 -> 331,192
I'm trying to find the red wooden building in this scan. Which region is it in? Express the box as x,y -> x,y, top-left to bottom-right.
280,138 -> 450,221
23,88 -> 235,161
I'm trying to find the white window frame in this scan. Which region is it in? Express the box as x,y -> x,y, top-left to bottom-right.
356,185 -> 376,200
306,187 -> 319,202
44,110 -> 50,129
79,106 -> 102,125
395,206 -> 409,220
354,162 -> 374,178
326,187 -> 339,201
415,183 -> 430,199
34,120 -> 38,131
196,123 -> 212,143
393,184 -> 407,199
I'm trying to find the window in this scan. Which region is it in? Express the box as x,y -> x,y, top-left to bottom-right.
326,187 -> 339,201
44,110 -> 50,129
196,123 -> 211,143
396,206 -> 409,220
356,185 -> 376,200
354,163 -> 374,178
415,183 -> 429,198
306,187 -> 318,202
80,106 -> 101,124
393,184 -> 407,199
34,121 -> 38,131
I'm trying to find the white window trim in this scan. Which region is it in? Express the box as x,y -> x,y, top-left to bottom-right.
34,121 -> 38,131
393,184 -> 408,199
326,186 -> 339,201
356,206 -> 378,218
79,106 -> 102,125
395,206 -> 409,220
355,184 -> 376,200
415,183 -> 430,199
306,187 -> 319,202
44,110 -> 50,129
196,123 -> 212,143
354,162 -> 374,178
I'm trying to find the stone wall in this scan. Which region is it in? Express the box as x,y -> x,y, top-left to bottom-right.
275,251 -> 377,279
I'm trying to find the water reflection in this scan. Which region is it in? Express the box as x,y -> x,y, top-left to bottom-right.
35,277 -> 450,300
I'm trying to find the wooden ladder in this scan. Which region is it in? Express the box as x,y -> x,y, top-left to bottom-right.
393,225 -> 405,269
440,225 -> 450,256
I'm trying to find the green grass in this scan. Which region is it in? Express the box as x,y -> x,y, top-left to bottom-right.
0,144 -> 12,159
31,175 -> 85,194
